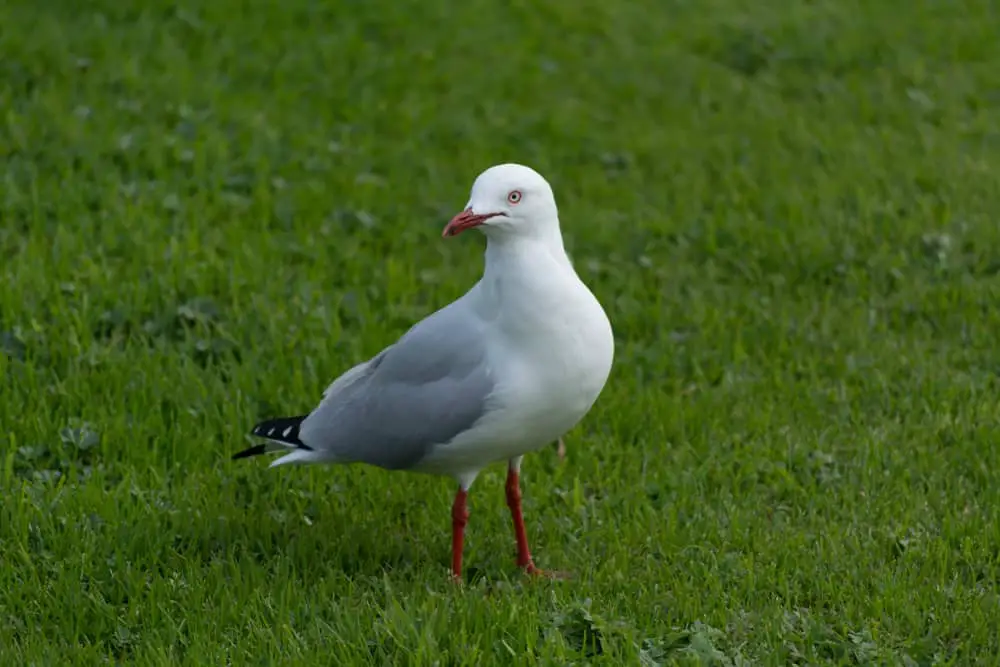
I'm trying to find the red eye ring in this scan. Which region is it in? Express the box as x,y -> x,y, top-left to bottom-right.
507,190 -> 522,205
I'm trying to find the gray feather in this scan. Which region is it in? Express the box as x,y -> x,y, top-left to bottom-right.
299,298 -> 494,470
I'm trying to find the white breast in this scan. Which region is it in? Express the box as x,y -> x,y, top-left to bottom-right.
419,243 -> 614,475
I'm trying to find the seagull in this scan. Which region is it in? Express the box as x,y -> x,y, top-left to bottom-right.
233,163 -> 614,580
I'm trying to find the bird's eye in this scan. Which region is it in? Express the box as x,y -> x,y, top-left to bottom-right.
507,190 -> 522,205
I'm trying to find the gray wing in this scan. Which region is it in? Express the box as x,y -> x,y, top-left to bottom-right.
318,352 -> 386,399
298,298 -> 495,470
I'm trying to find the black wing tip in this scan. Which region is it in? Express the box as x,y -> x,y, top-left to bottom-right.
248,415 -> 313,451
232,444 -> 269,460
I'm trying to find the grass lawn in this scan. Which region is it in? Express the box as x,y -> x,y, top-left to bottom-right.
3,0 -> 1000,663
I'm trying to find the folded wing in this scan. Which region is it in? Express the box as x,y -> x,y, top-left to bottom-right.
299,299 -> 495,470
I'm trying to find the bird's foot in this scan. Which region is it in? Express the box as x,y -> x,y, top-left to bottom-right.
522,563 -> 571,580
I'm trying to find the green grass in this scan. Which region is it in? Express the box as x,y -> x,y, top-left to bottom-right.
2,0 -> 1000,663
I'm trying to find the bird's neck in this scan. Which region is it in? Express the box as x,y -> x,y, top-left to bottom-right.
476,224 -> 602,342
483,223 -> 572,275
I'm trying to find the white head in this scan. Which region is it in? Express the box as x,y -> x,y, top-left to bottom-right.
442,164 -> 559,241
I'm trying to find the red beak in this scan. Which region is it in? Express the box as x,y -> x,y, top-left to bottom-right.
442,209 -> 503,238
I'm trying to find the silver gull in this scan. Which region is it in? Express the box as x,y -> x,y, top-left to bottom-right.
233,163 -> 614,579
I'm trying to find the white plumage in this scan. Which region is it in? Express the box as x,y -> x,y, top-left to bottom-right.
236,163 -> 614,579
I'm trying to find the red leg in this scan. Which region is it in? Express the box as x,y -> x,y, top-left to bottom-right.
451,488 -> 469,580
505,466 -> 541,573
506,465 -> 570,579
